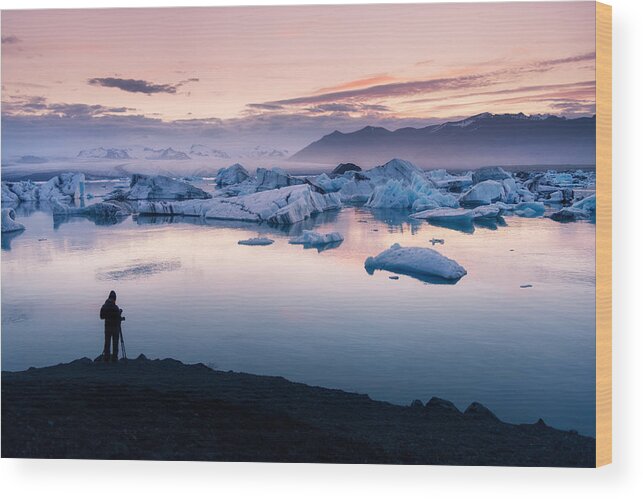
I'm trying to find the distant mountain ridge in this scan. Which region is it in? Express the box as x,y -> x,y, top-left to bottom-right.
290,113 -> 596,169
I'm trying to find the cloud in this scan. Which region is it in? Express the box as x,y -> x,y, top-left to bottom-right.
314,74 -> 396,94
256,52 -> 596,109
1,35 -> 20,44
87,77 -> 199,95
2,95 -> 136,118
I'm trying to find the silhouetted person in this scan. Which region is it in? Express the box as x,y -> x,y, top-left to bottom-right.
100,290 -> 124,362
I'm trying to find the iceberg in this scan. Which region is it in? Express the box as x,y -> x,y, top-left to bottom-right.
364,158 -> 426,185
472,205 -> 501,220
460,180 -> 505,206
138,184 -> 341,225
255,167 -> 305,191
1,208 -> 25,233
513,202 -> 546,218
39,173 -> 86,202
215,164 -> 250,186
238,237 -> 274,246
338,178 -> 374,204
1,183 -> 20,204
572,193 -> 596,213
411,207 -> 474,223
51,200 -> 133,219
308,173 -> 349,193
365,177 -> 458,211
550,206 -> 592,222
108,174 -> 212,201
289,230 -> 344,246
3,180 -> 39,202
364,243 -> 467,281
472,166 -> 511,184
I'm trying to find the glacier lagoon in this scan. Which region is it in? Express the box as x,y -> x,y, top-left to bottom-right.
1,180 -> 596,435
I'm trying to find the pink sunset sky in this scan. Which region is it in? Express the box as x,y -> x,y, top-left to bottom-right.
1,2 -> 596,157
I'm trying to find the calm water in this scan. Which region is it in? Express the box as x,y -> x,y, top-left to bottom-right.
1,181 -> 596,435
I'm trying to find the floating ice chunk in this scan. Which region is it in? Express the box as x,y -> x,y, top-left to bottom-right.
411,207 -> 474,223
430,238 -> 444,245
365,177 -> 458,211
338,178 -> 374,204
1,208 -> 25,233
52,199 -> 133,219
289,230 -> 344,246
472,166 -> 511,184
550,206 -> 592,222
238,237 -> 274,246
109,174 -> 212,201
572,193 -> 596,213
364,158 -> 426,185
215,164 -> 250,186
364,243 -> 467,281
1,182 -> 20,204
513,202 -> 546,218
39,173 -> 86,202
3,180 -> 39,202
308,173 -> 349,193
472,205 -> 501,219
460,180 -> 505,206
255,167 -> 305,191
138,184 -> 341,225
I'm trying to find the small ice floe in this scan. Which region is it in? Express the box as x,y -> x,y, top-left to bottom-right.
289,230 -> 344,247
520,284 -> 533,288
550,194 -> 596,222
38,238 -> 47,242
238,237 -> 274,246
514,202 -> 546,218
365,243 -> 467,283
471,204 -> 502,220
430,238 -> 444,245
1,208 -> 25,233
389,275 -> 400,280
411,207 -> 474,223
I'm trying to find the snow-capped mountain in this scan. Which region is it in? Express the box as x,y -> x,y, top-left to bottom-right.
244,146 -> 290,159
290,113 -> 596,168
143,147 -> 191,161
77,147 -> 132,159
189,144 -> 230,159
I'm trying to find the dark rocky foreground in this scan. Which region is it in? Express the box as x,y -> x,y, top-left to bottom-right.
2,356 -> 595,466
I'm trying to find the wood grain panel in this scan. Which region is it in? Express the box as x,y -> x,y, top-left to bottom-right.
596,1 -> 612,468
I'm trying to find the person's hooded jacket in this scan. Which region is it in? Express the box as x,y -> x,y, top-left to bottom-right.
100,292 -> 122,334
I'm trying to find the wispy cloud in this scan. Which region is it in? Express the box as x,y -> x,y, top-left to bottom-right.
2,95 -> 136,118
1,35 -> 20,45
87,77 -> 198,95
256,52 -> 595,109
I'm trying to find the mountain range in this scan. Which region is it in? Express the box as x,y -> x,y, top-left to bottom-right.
289,113 -> 596,169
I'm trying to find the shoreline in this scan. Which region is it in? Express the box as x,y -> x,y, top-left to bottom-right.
1,355 -> 595,466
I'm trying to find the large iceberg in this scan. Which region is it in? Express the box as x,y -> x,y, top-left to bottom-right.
255,167 -> 305,191
39,173 -> 86,202
550,194 -> 595,222
1,182 -> 20,204
338,177 -> 375,204
472,166 -> 511,184
2,173 -> 85,204
109,174 -> 212,201
289,230 -> 344,246
215,164 -> 250,186
137,184 -> 341,225
1,208 -> 25,233
365,177 -> 459,211
52,200 -> 133,220
365,243 -> 467,281
364,158 -> 426,185
460,180 -> 513,206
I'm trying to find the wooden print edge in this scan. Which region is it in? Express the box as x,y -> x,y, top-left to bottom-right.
596,0 -> 612,468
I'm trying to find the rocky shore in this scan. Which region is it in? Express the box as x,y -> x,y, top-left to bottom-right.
1,356 -> 595,466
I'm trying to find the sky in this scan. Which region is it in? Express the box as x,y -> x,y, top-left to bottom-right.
1,2 -> 596,159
